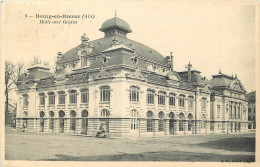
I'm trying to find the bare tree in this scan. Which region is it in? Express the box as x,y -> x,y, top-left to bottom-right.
5,61 -> 26,114
5,61 -> 15,114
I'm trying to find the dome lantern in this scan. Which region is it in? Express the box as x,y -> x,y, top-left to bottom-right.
99,16 -> 132,38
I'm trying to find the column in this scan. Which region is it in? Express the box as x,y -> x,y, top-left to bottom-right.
205,120 -> 210,134
184,120 -> 188,134
165,119 -> 169,135
192,120 -> 196,134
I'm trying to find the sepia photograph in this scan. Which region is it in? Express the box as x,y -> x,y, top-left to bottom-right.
1,1 -> 258,166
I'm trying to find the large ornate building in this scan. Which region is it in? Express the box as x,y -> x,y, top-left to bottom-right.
15,16 -> 249,137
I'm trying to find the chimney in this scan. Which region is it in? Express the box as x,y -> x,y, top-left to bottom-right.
57,52 -> 63,61
186,61 -> 192,82
170,52 -> 174,71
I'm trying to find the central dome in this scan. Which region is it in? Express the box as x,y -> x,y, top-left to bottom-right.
99,17 -> 132,33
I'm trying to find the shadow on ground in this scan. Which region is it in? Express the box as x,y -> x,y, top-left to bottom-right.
43,151 -> 254,162
43,137 -> 255,162
193,137 -> 255,152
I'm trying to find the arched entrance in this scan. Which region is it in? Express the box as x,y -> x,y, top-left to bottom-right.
59,110 -> 65,133
179,113 -> 185,131
169,112 -> 175,135
40,111 -> 45,132
70,110 -> 76,132
147,111 -> 154,132
49,111 -> 54,132
188,113 -> 193,131
81,110 -> 89,135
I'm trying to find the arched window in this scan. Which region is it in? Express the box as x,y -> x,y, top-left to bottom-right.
81,89 -> 89,103
22,94 -> 29,107
48,92 -> 55,105
169,93 -> 176,106
131,110 -> 139,130
179,113 -> 184,131
69,90 -> 77,104
100,86 -> 110,102
81,110 -> 89,117
23,111 -> 28,117
70,110 -> 76,131
147,89 -> 155,104
49,111 -> 54,130
58,110 -> 65,133
58,91 -> 65,104
40,111 -> 45,117
130,86 -> 139,102
158,91 -> 166,105
201,97 -> 207,111
169,112 -> 175,119
179,94 -> 185,107
147,111 -> 154,132
101,109 -> 110,117
158,111 -> 165,131
39,93 -> 45,106
188,96 -> 194,108
59,110 -> 65,118
188,113 -> 193,131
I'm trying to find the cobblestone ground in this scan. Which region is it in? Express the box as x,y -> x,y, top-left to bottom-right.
5,126 -> 255,161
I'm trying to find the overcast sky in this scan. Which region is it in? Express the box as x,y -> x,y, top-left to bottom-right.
2,1 -> 256,92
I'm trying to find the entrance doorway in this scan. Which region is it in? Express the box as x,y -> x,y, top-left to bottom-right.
169,112 -> 175,135
40,111 -> 45,132
81,110 -> 89,135
59,110 -> 65,133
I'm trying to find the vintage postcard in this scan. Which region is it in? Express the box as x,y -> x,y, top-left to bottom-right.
0,1 -> 258,167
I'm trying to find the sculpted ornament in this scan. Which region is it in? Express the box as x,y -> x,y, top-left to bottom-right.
77,33 -> 94,56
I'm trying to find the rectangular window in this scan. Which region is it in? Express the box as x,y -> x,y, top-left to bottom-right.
59,94 -> 65,104
179,97 -> 185,107
100,87 -> 110,102
49,95 -> 55,105
23,95 -> 29,107
81,91 -> 89,103
39,95 -> 45,106
147,91 -> 154,104
158,94 -> 165,105
130,87 -> 139,102
81,56 -> 87,67
69,92 -> 77,104
169,95 -> 175,106
188,98 -> 193,108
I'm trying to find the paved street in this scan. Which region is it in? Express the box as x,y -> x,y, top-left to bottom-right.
5,127 -> 255,161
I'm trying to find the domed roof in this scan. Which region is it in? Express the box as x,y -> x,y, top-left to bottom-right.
99,17 -> 132,33
58,35 -> 168,66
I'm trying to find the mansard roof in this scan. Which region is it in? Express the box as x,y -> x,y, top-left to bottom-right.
57,35 -> 169,66
209,73 -> 246,93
